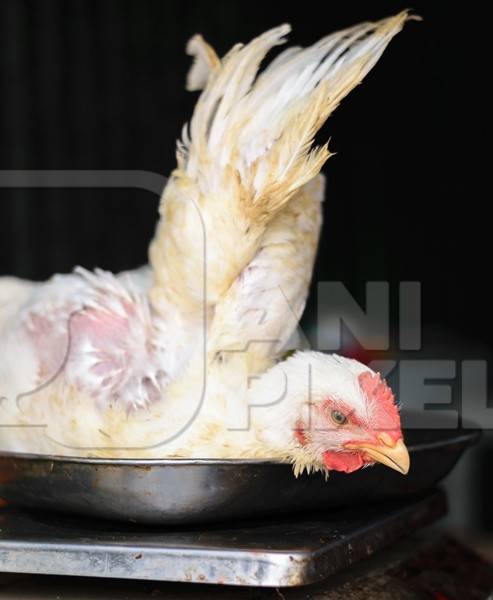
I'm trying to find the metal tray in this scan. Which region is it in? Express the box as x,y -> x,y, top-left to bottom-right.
0,427 -> 479,525
0,490 -> 446,587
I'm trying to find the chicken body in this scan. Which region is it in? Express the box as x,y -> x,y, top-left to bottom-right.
0,177 -> 323,459
0,13 -> 412,476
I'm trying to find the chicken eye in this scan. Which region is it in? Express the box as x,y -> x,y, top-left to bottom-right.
330,410 -> 347,426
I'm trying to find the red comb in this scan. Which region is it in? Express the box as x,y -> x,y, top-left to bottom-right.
358,371 -> 401,439
358,371 -> 400,437
358,371 -> 396,413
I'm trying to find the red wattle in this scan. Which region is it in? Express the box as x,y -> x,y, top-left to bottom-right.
322,451 -> 365,473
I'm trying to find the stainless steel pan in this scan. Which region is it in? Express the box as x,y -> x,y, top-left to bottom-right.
0,426 -> 479,525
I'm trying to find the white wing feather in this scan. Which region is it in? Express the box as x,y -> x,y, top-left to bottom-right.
150,12 -> 410,349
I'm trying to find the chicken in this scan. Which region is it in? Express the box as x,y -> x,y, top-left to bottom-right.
0,12 -> 413,477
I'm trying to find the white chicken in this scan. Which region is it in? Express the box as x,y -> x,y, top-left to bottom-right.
0,12 -> 413,476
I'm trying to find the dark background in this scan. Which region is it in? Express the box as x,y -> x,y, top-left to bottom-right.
0,1 -> 491,532
0,0 -> 489,340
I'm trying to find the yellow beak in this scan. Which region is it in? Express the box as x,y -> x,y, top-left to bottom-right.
345,434 -> 410,475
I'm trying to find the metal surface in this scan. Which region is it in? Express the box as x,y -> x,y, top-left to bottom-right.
0,490 -> 446,587
0,428 -> 478,525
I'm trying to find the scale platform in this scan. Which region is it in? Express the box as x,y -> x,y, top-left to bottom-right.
0,490 -> 446,588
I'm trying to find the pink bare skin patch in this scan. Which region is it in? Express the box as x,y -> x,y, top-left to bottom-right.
67,297 -> 165,409
71,305 -> 134,379
26,312 -> 71,382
